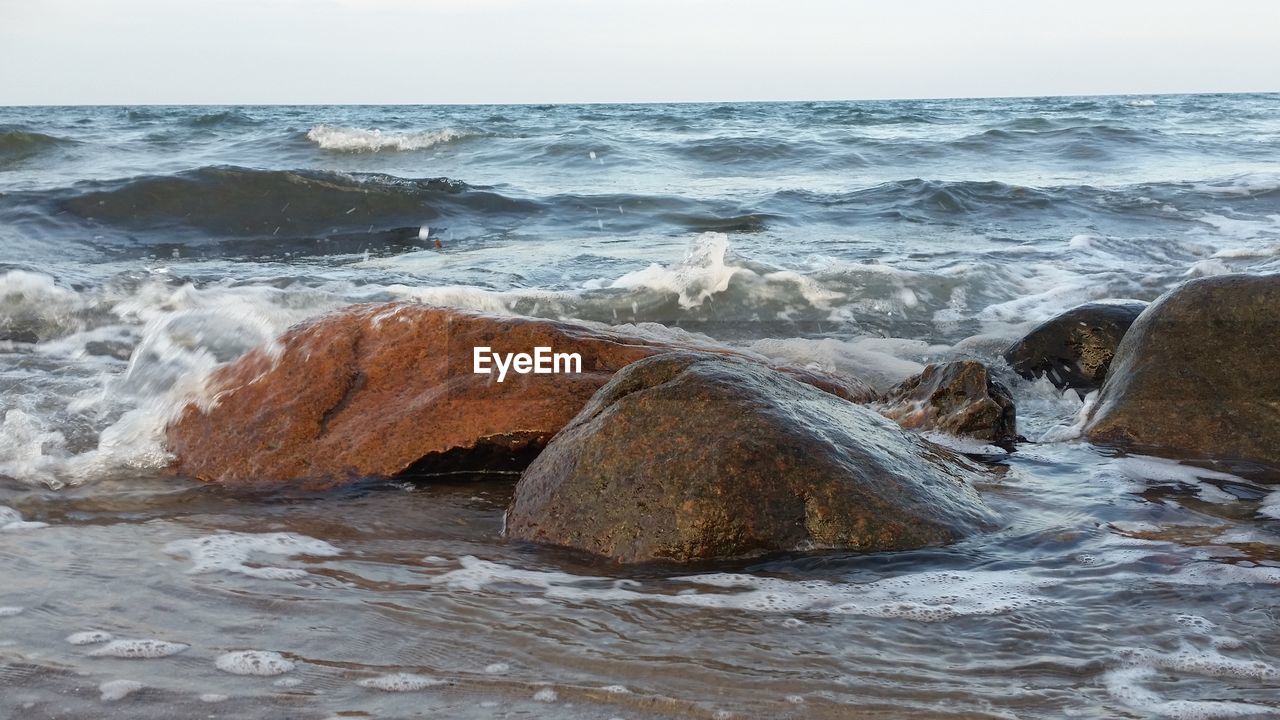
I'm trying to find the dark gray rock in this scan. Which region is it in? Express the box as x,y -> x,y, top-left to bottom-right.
506,352 -> 997,564
1003,301 -> 1147,396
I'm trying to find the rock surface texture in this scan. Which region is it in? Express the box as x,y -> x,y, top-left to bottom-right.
166,303 -> 872,484
876,361 -> 1018,449
1003,301 -> 1147,396
1085,275 -> 1280,477
506,352 -> 996,564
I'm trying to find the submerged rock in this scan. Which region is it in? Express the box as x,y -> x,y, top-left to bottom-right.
1003,301 -> 1147,395
166,303 -> 871,485
1085,275 -> 1280,477
876,361 -> 1017,449
506,353 -> 996,564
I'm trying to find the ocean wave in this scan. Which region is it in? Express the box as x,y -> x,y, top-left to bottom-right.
36,166 -> 536,240
679,136 -> 812,164
186,110 -> 259,127
0,128 -> 74,164
950,124 -> 1156,154
1,167 -> 793,252
306,124 -> 471,152
771,179 -> 1066,221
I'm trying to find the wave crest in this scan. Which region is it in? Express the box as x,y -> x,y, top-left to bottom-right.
306,124 -> 470,152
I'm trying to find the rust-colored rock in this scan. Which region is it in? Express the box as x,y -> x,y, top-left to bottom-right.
166,303 -> 872,484
506,352 -> 996,564
876,361 -> 1018,450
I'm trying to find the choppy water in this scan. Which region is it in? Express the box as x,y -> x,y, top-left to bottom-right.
2,96 -> 1279,719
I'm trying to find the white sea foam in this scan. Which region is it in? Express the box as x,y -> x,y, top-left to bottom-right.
1104,643 -> 1279,719
0,606 -> 23,617
1257,490 -> 1280,521
1185,259 -> 1231,277
0,504 -> 48,531
0,411 -> 69,489
357,673 -> 446,691
1197,213 -> 1280,241
67,630 -> 114,645
0,269 -> 83,342
1191,173 -> 1280,198
306,125 -> 468,152
99,679 -> 144,701
0,274 -> 350,489
215,650 -> 295,676
532,687 -> 558,702
609,233 -> 737,306
89,639 -> 189,659
431,556 -> 1054,622
163,531 -> 341,580
1108,456 -> 1246,487
1068,234 -> 1099,250
747,336 -> 944,391
1212,245 -> 1280,259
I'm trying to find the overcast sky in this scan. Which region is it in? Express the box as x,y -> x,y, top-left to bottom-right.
2,0 -> 1277,105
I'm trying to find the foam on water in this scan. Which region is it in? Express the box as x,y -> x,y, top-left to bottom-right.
306,125 -> 469,152
1108,456 -> 1245,485
1259,490 -> 1280,520
431,557 -> 1055,622
0,270 -> 84,342
0,411 -> 69,490
0,606 -> 23,617
1197,212 -> 1280,241
357,673 -> 446,692
67,631 -> 114,645
0,505 -> 48,531
1104,641 -> 1280,719
747,336 -> 943,391
163,531 -> 342,580
0,272 -> 351,489
99,679 -> 144,701
215,650 -> 295,676
532,687 -> 558,702
609,232 -> 841,311
88,639 -> 189,659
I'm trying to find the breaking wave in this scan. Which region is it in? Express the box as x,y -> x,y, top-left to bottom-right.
306,124 -> 472,152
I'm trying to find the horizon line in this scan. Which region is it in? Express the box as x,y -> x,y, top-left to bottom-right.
4,89 -> 1277,109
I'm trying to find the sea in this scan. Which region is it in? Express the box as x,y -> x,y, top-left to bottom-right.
1,96 -> 1279,718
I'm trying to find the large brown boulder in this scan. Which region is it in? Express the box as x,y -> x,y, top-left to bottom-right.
875,360 -> 1017,450
166,303 -> 872,484
506,352 -> 997,564
1085,275 -> 1280,477
1003,301 -> 1147,396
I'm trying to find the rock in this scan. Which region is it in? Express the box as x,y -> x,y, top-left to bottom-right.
1003,301 -> 1147,395
1085,275 -> 1280,477
876,361 -> 1017,449
166,303 -> 872,485
505,352 -> 997,564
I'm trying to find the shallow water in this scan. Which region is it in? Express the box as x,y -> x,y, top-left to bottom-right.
2,97 -> 1280,718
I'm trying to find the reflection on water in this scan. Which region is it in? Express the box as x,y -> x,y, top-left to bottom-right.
2,444 -> 1278,719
